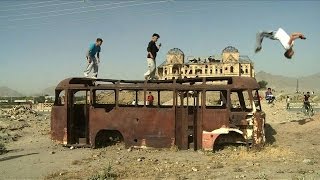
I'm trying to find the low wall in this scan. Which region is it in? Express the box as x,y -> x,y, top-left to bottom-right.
33,103 -> 53,112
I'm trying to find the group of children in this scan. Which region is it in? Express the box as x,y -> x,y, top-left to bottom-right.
266,89 -> 311,110
82,33 -> 161,80
82,28 -> 306,79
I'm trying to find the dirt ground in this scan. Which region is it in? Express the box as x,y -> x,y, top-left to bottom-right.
0,100 -> 320,180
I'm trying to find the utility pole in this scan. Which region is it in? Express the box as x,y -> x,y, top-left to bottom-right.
296,79 -> 299,93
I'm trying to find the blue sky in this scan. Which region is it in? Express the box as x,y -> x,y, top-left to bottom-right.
0,0 -> 319,94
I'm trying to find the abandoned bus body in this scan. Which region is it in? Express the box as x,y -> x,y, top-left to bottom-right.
51,77 -> 266,150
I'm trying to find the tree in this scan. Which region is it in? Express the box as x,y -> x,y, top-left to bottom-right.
35,96 -> 46,103
258,80 -> 268,89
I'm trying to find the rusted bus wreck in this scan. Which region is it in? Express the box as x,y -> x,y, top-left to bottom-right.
51,76 -> 266,151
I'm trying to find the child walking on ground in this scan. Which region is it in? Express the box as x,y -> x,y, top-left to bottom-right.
286,96 -> 291,109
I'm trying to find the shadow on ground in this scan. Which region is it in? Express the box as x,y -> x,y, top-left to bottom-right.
0,152 -> 38,162
265,123 -> 277,144
280,117 -> 314,125
290,118 -> 314,125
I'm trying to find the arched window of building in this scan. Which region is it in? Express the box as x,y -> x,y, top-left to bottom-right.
195,69 -> 202,75
245,66 -> 249,74
230,66 -> 234,73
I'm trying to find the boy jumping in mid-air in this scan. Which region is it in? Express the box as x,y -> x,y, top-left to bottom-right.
255,28 -> 306,59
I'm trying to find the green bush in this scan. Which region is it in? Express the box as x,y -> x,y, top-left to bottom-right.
258,80 -> 268,89
0,143 -> 7,155
88,164 -> 118,180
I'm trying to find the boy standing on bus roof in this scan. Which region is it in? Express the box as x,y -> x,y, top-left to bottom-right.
144,33 -> 161,80
84,38 -> 103,79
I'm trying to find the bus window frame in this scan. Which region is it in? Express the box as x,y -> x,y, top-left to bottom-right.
54,89 -> 66,106
145,90 -> 174,108
205,90 -> 227,109
230,89 -> 256,112
72,90 -> 90,105
118,89 -> 144,108
93,89 -> 116,106
253,89 -> 262,111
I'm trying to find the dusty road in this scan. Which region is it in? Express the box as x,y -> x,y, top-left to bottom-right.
0,101 -> 320,179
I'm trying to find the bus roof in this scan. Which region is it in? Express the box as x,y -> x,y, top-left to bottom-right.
55,76 -> 259,91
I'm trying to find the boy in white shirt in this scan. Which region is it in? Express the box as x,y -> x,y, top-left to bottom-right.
255,28 -> 306,59
286,96 -> 291,109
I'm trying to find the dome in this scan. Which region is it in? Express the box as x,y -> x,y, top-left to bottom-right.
222,46 -> 239,53
167,48 -> 184,56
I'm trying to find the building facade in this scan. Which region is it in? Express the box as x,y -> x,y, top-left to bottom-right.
157,46 -> 255,80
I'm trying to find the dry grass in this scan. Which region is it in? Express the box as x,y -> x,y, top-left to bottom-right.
221,145 -> 295,161
88,164 -> 118,180
44,171 -> 68,180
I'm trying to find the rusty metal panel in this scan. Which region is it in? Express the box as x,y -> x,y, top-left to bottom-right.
202,109 -> 230,131
51,106 -> 67,144
202,132 -> 219,150
175,107 -> 188,150
55,76 -> 259,91
230,112 -> 249,126
175,107 -> 183,149
88,107 -> 176,148
252,112 -> 266,148
195,97 -> 203,150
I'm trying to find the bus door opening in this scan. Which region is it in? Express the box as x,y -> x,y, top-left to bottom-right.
175,90 -> 200,150
68,90 -> 90,145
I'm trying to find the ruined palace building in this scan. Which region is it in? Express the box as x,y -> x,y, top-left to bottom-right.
157,46 -> 254,80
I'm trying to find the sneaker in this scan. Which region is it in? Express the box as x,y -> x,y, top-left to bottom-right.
84,72 -> 89,77
255,46 -> 262,53
91,76 -> 97,79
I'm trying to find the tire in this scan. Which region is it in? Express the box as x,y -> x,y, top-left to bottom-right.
302,107 -> 307,115
309,107 -> 315,117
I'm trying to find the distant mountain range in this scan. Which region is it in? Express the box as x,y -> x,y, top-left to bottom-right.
36,86 -> 56,96
1,72 -> 319,97
0,86 -> 23,97
0,86 -> 56,97
255,71 -> 320,92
